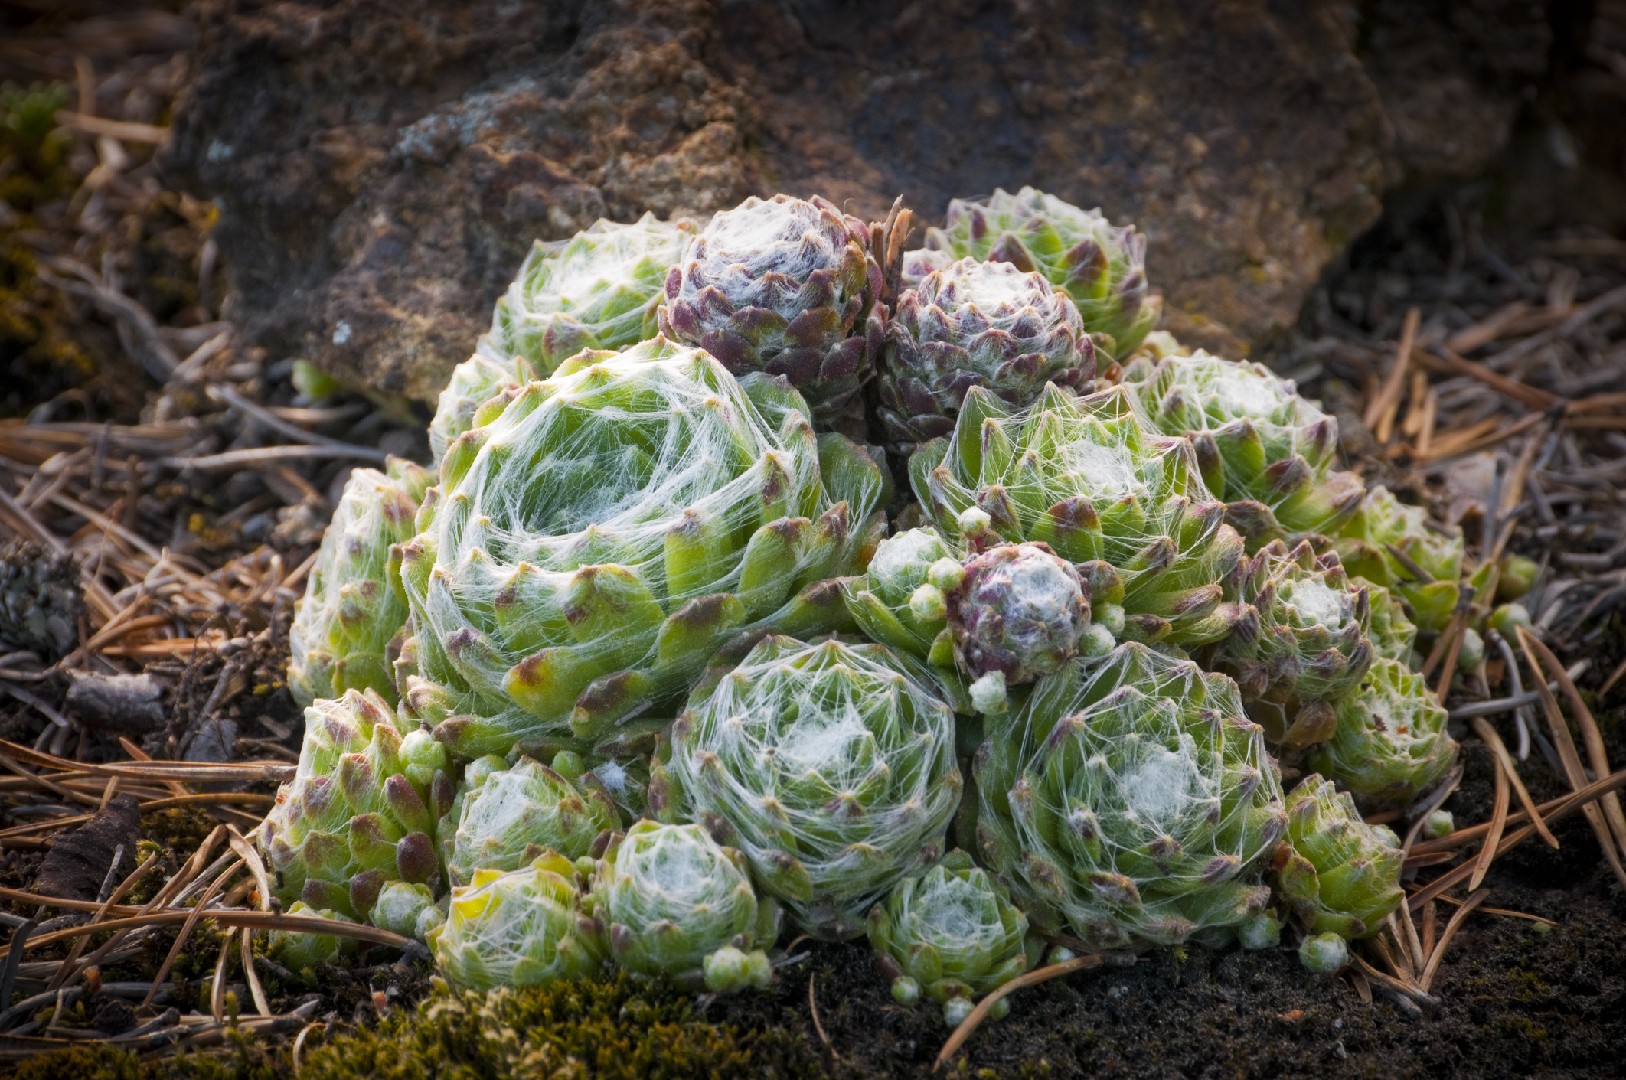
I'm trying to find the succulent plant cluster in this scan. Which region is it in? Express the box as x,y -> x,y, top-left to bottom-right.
266,186 -> 1487,1011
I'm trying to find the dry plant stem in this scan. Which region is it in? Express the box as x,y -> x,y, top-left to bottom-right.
240,926 -> 269,1016
1407,765 -> 1626,909
1366,307 -> 1419,442
42,848 -> 160,995
1471,715 -> 1559,850
1515,628 -> 1626,888
808,973 -> 840,1062
1350,954 -> 1436,1010
0,738 -> 295,784
934,954 -> 1115,1070
0,909 -> 411,963
1420,889 -> 1488,992
1520,631 -> 1626,858
143,859 -> 241,1005
1433,892 -> 1556,926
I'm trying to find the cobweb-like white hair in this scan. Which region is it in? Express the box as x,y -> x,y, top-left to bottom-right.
974,641 -> 1286,949
658,635 -> 962,940
400,339 -> 886,758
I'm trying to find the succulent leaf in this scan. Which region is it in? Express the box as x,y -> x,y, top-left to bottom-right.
652,635 -> 963,939
289,458 -> 432,707
1207,538 -> 1374,749
908,383 -> 1244,647
1333,486 -> 1465,634
268,902 -> 358,971
974,642 -> 1287,949
257,690 -> 454,919
841,527 -> 961,667
491,214 -> 696,373
1120,350 -> 1364,545
428,853 -> 606,989
441,755 -> 622,885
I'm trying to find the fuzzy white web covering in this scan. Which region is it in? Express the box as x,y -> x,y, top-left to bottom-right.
678,195 -> 856,313
405,341 -> 867,751
918,384 -> 1229,593
979,643 -> 1284,947
599,822 -> 759,972
664,636 -> 961,938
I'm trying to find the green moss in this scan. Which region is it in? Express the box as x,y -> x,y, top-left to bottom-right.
296,976 -> 826,1080
13,976 -> 827,1080
10,1030 -> 282,1080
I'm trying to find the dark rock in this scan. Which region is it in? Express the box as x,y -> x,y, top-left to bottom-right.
1358,0 -> 1553,185
166,0 -> 1557,396
32,793 -> 140,901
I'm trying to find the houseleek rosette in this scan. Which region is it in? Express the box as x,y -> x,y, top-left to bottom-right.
909,382 -> 1244,647
1306,658 -> 1458,805
428,852 -> 605,990
903,187 -> 1158,359
440,754 -> 621,885
398,340 -> 888,759
258,689 -> 454,919
1208,538 -> 1374,749
651,635 -> 962,939
1120,350 -> 1364,545
1272,775 -> 1404,940
490,213 -> 696,375
867,849 -> 1038,1025
1333,486 -> 1464,634
658,194 -> 883,432
288,457 -> 432,706
592,820 -> 780,991
430,214 -> 695,464
878,257 -> 1092,446
974,642 -> 1287,949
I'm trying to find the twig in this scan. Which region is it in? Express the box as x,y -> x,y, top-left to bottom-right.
935,953 -> 1118,1070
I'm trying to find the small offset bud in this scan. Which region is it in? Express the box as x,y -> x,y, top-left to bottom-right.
928,557 -> 967,592
988,996 -> 1012,1021
1456,628 -> 1485,672
1487,603 -> 1531,639
1079,624 -> 1116,657
1095,603 -> 1126,638
943,996 -> 975,1026
703,946 -> 768,993
957,506 -> 994,540
1298,931 -> 1348,974
1239,910 -> 1282,950
909,584 -> 948,624
969,670 -> 1010,715
1422,810 -> 1454,840
1496,553 -> 1539,602
371,882 -> 437,939
892,975 -> 923,1006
